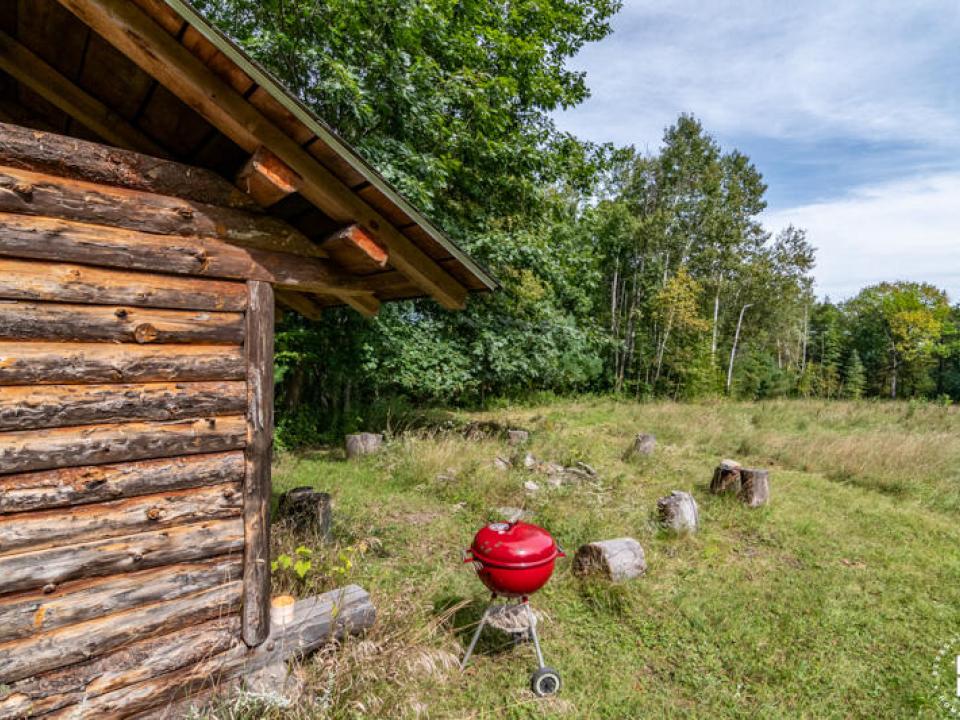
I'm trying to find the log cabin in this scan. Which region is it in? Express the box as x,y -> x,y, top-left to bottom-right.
0,1 -> 496,717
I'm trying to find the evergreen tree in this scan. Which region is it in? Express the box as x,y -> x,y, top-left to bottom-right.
842,350 -> 866,400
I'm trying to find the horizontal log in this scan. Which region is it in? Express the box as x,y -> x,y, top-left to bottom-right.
0,481 -> 242,555
0,616 -> 242,719
0,517 -> 243,595
0,451 -> 245,514
0,215 -> 387,298
0,580 -> 242,683
0,165 -> 323,257
0,381 -> 247,431
0,256 -> 247,311
0,302 -> 245,344
0,342 -> 245,385
0,121 -> 257,209
30,585 -> 375,719
0,557 -> 241,643
0,415 -> 246,475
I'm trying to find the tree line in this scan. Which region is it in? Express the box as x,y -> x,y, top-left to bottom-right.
196,0 -> 960,443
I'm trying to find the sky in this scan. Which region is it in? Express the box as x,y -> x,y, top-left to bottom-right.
553,0 -> 960,301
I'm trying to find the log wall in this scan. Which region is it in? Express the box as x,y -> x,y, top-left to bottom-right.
0,125 -> 289,717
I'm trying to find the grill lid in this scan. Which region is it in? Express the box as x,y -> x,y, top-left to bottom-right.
469,521 -> 561,568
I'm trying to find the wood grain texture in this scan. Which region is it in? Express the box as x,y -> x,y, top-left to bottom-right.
0,415 -> 246,475
0,381 -> 247,431
0,164 -> 322,257
0,302 -> 245,344
0,342 -> 245,385
0,451 -> 245,514
0,557 -> 241,643
0,256 -> 247,311
0,581 -> 242,683
243,280 -> 274,647
0,616 -> 242,719
235,146 -> 299,208
0,517 -> 243,595
0,121 -> 256,209
0,481 -> 242,555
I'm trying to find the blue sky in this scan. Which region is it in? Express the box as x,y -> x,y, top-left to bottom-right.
553,0 -> 960,300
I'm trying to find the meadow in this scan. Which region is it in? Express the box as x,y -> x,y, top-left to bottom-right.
207,399 -> 960,719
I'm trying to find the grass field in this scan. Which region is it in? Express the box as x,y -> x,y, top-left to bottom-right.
213,399 -> 960,719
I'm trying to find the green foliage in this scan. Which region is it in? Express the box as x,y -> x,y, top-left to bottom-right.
842,350 -> 866,399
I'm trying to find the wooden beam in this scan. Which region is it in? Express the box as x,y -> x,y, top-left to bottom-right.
323,224 -> 389,268
342,292 -> 381,317
243,280 -> 273,647
236,146 -> 299,208
0,30 -> 167,157
57,0 -> 469,309
0,120 -> 256,209
274,289 -> 323,321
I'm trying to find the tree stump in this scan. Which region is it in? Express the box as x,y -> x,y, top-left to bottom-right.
739,468 -> 770,507
277,487 -> 332,539
657,491 -> 699,534
345,432 -> 384,459
623,433 -> 656,460
573,538 -> 646,581
710,459 -> 742,494
507,429 -> 529,446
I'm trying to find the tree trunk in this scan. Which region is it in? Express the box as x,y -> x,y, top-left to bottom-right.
656,491 -> 699,534
345,432 -> 384,459
710,459 -> 742,494
726,303 -> 752,394
277,487 -> 332,540
739,468 -> 770,507
711,275 -> 721,359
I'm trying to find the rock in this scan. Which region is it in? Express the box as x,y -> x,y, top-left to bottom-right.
575,461 -> 597,477
623,433 -> 656,460
345,432 -> 384,459
523,480 -> 541,492
656,491 -> 699,534
497,507 -> 531,522
739,468 -> 770,507
277,487 -> 332,539
242,660 -> 303,708
710,459 -> 742,494
493,456 -> 512,471
573,538 -> 647,582
545,475 -> 564,489
507,429 -> 529,446
542,461 -> 565,475
523,452 -> 539,469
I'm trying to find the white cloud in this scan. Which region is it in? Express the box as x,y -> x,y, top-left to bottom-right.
764,172 -> 960,301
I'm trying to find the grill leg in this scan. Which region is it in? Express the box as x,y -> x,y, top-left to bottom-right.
524,601 -> 545,669
460,605 -> 491,670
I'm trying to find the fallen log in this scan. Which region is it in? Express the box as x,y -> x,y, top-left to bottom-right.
573,538 -> 647,582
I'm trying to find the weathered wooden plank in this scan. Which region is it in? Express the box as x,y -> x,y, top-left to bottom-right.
0,415 -> 246,475
0,121 -> 255,209
0,481 -> 242,554
0,342 -> 245,385
0,381 -> 247,431
0,580 -> 242,683
236,146 -> 298,208
0,616 -> 241,719
0,557 -> 241,644
274,289 -> 323,320
13,585 -> 375,719
0,165 -> 323,257
55,0 -> 470,308
243,280 -> 274,647
0,256 -> 247,311
0,451 -> 245,514
0,216 -> 401,300
0,517 -> 243,595
0,302 -> 245,344
322,224 -> 388,268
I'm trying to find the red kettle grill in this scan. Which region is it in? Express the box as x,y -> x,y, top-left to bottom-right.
460,520 -> 565,696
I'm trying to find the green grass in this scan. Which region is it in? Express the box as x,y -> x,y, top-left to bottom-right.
237,399 -> 960,718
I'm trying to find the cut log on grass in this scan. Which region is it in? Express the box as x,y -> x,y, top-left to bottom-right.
345,432 -> 384,459
277,487 -> 332,540
710,459 -> 742,494
573,538 -> 647,582
739,468 -> 770,507
623,433 -> 656,460
656,491 -> 699,534
507,429 -> 529,446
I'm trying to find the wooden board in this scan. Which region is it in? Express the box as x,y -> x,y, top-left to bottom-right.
0,481 -> 242,554
0,517 -> 243,595
0,557 -> 241,643
0,451 -> 245,514
0,380 -> 246,431
0,301 -> 245,344
0,415 -> 246,475
0,341 -> 245,384
0,256 -> 247,311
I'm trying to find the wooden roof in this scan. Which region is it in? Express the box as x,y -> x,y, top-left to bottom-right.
0,0 -> 497,315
